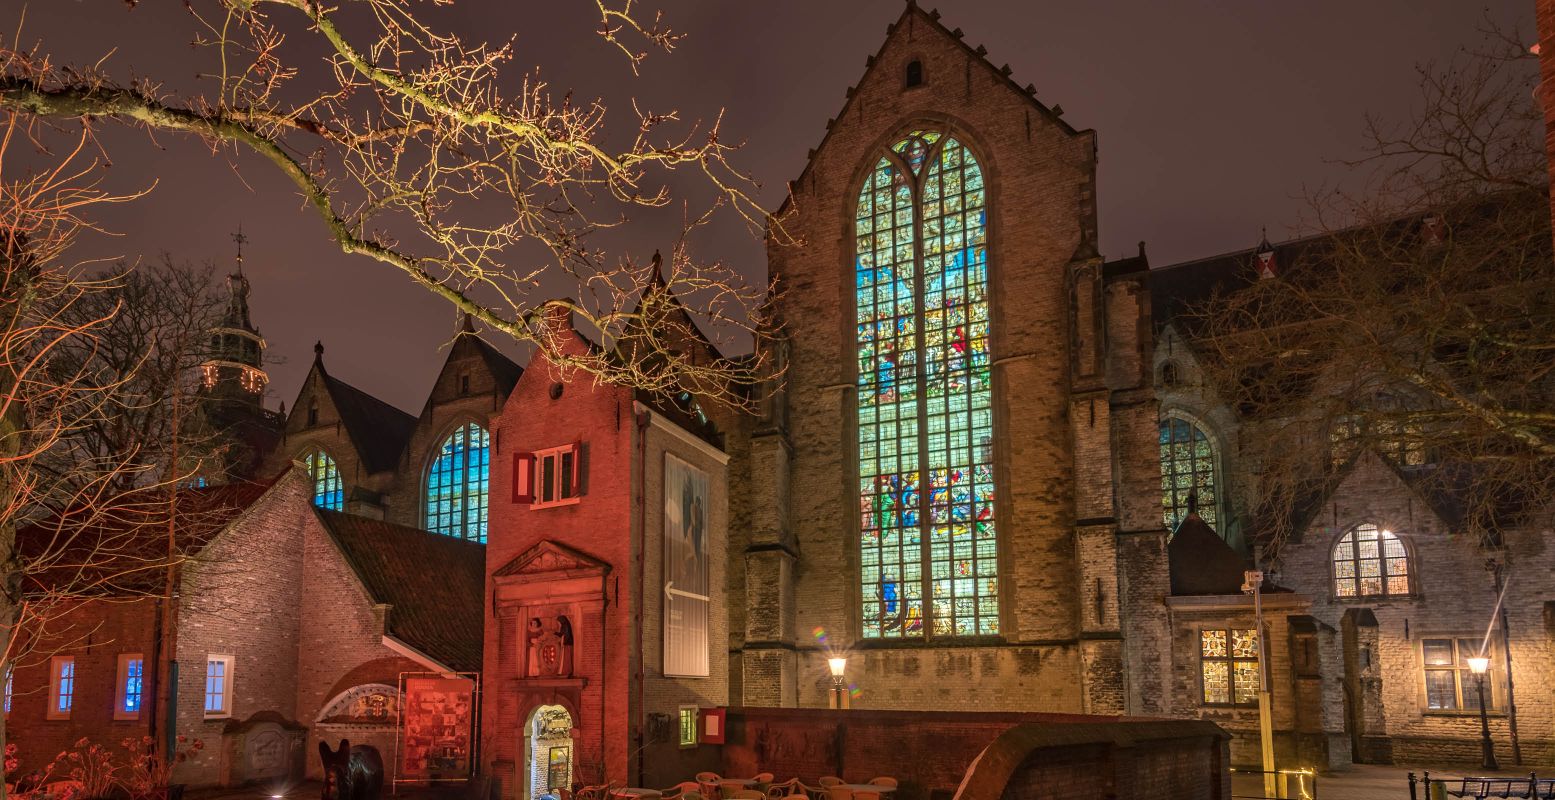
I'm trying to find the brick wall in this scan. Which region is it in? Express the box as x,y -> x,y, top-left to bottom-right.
722,709 -> 1228,800
4,599 -> 158,777
172,470 -> 311,785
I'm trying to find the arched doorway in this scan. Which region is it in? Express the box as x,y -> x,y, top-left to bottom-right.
524,705 -> 573,800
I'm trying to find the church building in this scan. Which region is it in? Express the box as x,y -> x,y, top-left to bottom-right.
11,4 -> 1555,796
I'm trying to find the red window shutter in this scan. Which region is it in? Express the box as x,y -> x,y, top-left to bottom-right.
572,440 -> 587,497
512,451 -> 536,504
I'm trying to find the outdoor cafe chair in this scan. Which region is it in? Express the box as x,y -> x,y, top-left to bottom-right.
817,777 -> 843,788
662,783 -> 702,798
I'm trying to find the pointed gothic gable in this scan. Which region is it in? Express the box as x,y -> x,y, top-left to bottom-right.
776,2 -> 1088,219
492,539 -> 612,579
423,329 -> 524,410
284,356 -> 416,474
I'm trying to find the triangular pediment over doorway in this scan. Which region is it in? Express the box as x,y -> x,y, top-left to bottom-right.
493,539 -> 611,579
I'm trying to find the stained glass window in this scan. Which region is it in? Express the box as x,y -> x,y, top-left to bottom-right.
425,422 -> 490,542
1159,416 -> 1217,530
305,449 -> 344,511
856,131 -> 997,639
122,657 -> 143,714
1332,523 -> 1409,598
1200,628 -> 1259,705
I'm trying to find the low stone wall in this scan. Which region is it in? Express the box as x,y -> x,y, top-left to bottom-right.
721,708 -> 1228,800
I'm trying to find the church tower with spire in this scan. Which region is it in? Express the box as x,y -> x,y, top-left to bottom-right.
200,229 -> 269,405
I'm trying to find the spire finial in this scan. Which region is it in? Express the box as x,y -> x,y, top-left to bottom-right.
232,225 -> 249,275
461,312 -> 475,333
314,340 -> 324,362
1186,488 -> 1200,517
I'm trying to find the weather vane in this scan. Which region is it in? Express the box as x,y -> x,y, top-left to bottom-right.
232,225 -> 249,273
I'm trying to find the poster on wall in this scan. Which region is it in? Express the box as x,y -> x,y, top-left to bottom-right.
397,673 -> 477,783
663,453 -> 711,677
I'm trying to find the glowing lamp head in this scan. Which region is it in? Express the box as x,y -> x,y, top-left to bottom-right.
827,657 -> 848,678
1467,656 -> 1490,675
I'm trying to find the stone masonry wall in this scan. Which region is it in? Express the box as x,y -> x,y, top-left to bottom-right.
750,3 -> 1095,711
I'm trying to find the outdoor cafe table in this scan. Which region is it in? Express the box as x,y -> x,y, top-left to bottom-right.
611,789 -> 663,799
835,786 -> 897,794
717,779 -> 761,789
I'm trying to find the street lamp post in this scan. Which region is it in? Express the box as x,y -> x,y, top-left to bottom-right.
1242,569 -> 1276,800
827,657 -> 849,710
1467,655 -> 1498,771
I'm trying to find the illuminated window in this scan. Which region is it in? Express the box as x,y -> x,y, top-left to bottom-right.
115,654 -> 143,720
1159,416 -> 1217,530
678,706 -> 698,748
204,655 -> 233,717
856,131 -> 998,639
425,422 -> 491,542
515,443 -> 582,510
1200,628 -> 1259,706
1332,523 -> 1409,598
1331,415 -> 1425,467
305,449 -> 344,510
4,666 -> 11,715
1423,638 -> 1499,711
48,656 -> 74,720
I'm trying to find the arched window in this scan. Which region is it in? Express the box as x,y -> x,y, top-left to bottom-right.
1159,415 -> 1217,530
425,422 -> 490,542
305,449 -> 343,511
856,131 -> 996,639
1332,523 -> 1409,598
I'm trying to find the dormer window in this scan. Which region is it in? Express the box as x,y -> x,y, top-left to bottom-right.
905,59 -> 924,88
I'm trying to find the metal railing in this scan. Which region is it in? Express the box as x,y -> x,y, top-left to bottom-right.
1407,771 -> 1555,799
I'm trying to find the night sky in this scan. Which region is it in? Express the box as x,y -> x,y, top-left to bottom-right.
5,1 -> 1533,414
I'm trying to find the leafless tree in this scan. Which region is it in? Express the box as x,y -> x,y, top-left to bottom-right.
0,0 -> 784,411
0,115 -> 242,792
1185,35 -> 1554,552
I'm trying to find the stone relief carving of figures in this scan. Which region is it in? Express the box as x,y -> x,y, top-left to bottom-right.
525,613 -> 575,678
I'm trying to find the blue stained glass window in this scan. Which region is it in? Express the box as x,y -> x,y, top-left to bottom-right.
305,449 -> 344,510
123,658 -> 143,713
857,132 -> 998,639
425,422 -> 490,542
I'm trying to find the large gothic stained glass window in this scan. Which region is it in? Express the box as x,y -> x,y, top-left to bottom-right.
425,422 -> 491,542
856,131 -> 997,639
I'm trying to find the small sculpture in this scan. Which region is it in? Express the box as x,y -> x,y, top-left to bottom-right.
319,740 -> 383,800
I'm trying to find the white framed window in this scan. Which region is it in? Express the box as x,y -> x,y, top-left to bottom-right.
204,655 -> 234,718
115,653 -> 145,721
47,656 -> 75,720
4,665 -> 12,716
514,443 -> 584,509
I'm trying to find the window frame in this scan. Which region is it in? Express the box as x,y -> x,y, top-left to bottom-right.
302,448 -> 345,511
852,129 -> 1001,642
525,444 -> 583,510
423,420 -> 492,542
1330,523 -> 1413,599
1197,627 -> 1261,708
115,653 -> 145,721
1158,411 -> 1222,531
203,654 -> 235,719
677,705 -> 699,749
47,656 -> 75,720
1420,637 -> 1503,715
4,665 -> 11,717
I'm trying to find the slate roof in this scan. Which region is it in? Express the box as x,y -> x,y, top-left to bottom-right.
320,370 -> 417,474
1148,231 -> 1339,333
1168,511 -> 1252,596
18,478 -> 279,596
313,510 -> 485,672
